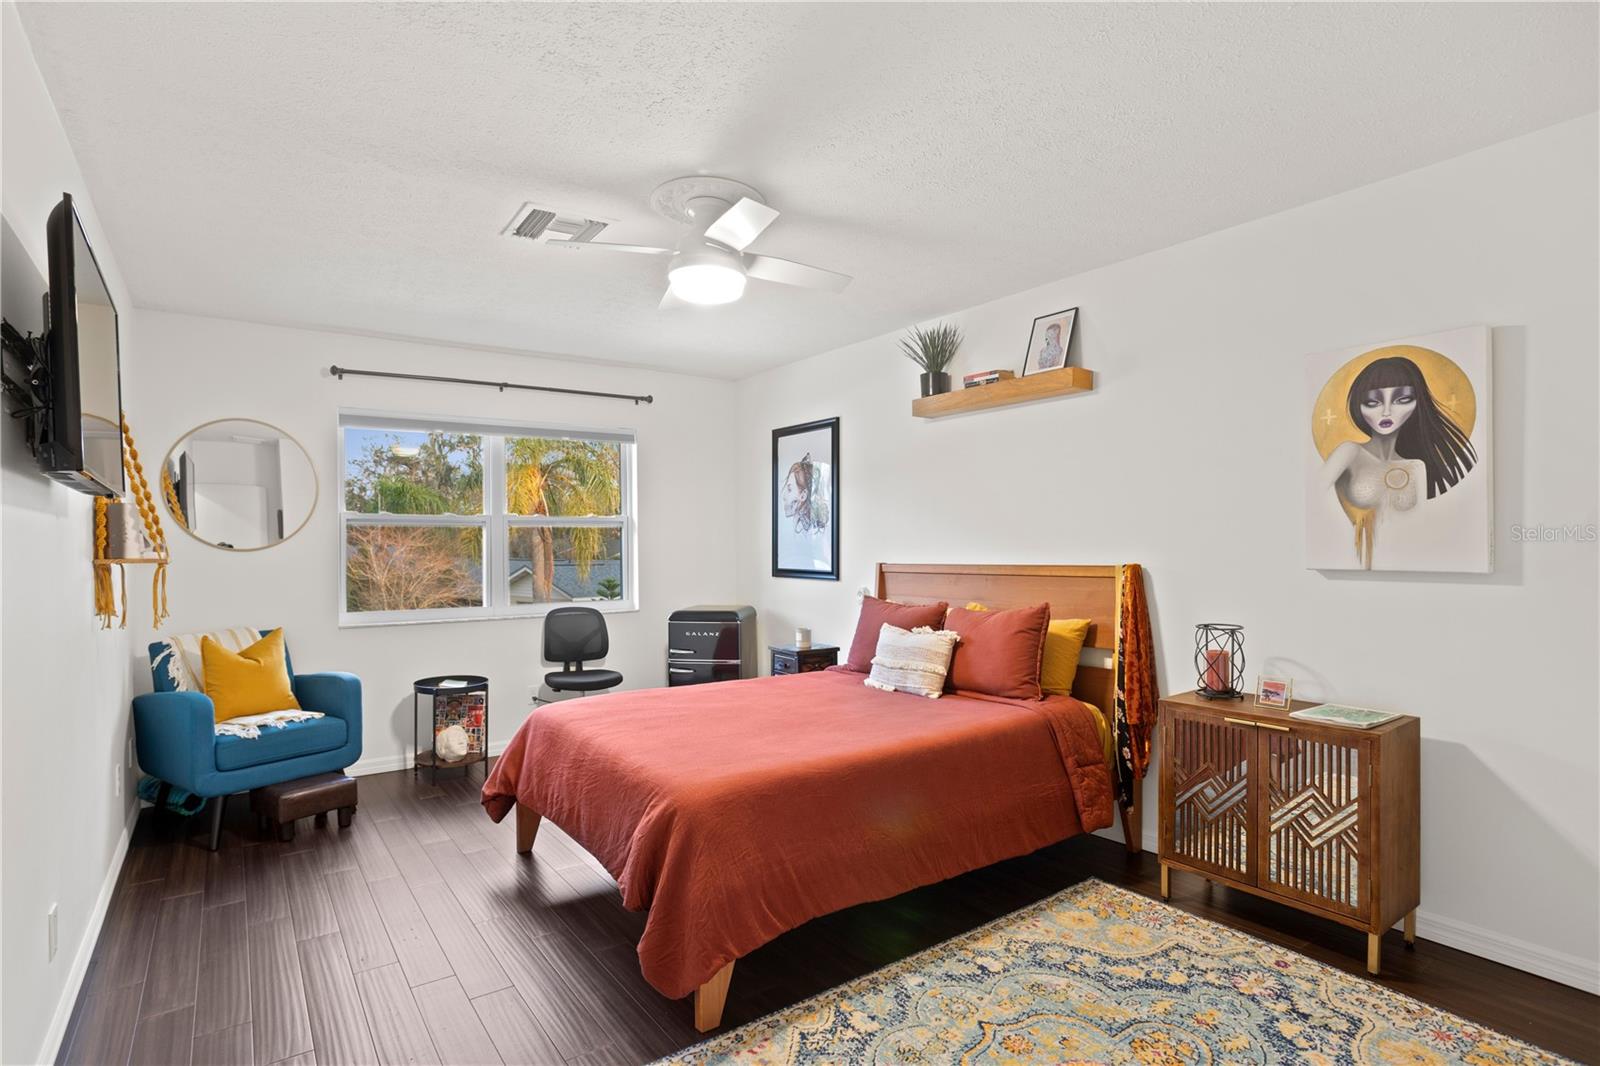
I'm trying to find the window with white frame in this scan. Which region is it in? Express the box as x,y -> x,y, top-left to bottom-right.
338,412 -> 635,625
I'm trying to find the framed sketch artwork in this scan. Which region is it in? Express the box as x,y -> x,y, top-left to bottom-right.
1305,325 -> 1491,573
772,417 -> 840,580
1022,307 -> 1078,376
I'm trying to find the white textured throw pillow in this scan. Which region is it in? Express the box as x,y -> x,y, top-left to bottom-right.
435,724 -> 471,760
864,624 -> 960,698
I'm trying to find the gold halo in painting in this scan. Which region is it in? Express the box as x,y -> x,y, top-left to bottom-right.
1310,345 -> 1477,459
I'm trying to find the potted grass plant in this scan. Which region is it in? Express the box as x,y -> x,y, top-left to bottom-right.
900,323 -> 962,396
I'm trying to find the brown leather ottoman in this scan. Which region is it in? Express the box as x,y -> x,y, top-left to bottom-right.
250,772 -> 357,842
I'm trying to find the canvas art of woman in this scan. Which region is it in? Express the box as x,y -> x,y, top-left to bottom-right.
780,452 -> 830,535
1306,331 -> 1490,573
1034,323 -> 1066,370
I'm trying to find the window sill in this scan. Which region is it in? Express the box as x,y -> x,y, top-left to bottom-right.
338,601 -> 640,629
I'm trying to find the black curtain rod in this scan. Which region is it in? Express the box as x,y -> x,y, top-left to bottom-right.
329,365 -> 653,405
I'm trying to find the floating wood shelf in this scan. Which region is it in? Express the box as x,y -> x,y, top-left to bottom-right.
911,367 -> 1095,418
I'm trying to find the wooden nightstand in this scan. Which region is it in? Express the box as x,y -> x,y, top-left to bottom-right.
1157,690 -> 1420,975
770,644 -> 839,676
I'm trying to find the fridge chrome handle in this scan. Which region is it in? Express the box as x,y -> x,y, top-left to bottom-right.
668,667 -> 694,674
668,648 -> 695,655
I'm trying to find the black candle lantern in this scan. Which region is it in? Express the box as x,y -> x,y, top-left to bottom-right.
1194,623 -> 1245,699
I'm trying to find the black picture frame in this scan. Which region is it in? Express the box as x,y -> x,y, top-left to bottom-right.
1021,306 -> 1078,377
771,417 -> 840,580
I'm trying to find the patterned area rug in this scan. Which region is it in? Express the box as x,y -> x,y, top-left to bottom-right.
657,879 -> 1572,1065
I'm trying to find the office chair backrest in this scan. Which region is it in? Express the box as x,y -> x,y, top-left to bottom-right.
544,607 -> 609,669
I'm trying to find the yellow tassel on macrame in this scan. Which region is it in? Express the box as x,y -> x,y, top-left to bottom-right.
92,417 -> 171,629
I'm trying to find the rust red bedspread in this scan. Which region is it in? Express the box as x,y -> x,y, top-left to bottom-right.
482,667 -> 1113,999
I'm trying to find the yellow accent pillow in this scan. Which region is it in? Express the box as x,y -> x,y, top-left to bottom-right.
1041,618 -> 1091,696
963,601 -> 990,612
201,629 -> 300,722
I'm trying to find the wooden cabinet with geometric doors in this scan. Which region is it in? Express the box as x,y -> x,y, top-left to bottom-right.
1157,690 -> 1420,975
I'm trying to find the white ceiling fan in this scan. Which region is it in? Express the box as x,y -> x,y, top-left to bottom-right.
553,176 -> 852,309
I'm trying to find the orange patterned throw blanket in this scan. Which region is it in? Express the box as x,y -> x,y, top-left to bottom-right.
1114,562 -> 1158,807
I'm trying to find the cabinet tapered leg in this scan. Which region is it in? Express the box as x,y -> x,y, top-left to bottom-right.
1159,862 -> 1170,901
1403,910 -> 1417,948
1366,933 -> 1381,975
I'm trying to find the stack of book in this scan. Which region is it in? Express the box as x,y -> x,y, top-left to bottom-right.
962,369 -> 1015,389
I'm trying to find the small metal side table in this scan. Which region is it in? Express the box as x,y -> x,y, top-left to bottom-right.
412,674 -> 490,784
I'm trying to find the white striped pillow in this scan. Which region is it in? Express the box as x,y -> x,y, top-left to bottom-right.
864,624 -> 960,699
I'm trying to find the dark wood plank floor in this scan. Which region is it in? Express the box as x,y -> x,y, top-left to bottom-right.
60,763 -> 1599,1065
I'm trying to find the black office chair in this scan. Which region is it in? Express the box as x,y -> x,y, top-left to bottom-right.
543,607 -> 623,697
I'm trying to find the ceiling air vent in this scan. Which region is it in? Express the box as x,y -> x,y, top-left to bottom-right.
502,202 -> 611,244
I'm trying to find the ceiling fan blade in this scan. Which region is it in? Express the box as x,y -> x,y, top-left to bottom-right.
659,289 -> 691,310
552,241 -> 672,255
746,255 -> 852,293
704,197 -> 780,251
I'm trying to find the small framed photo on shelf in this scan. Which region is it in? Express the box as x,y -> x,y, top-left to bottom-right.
1022,307 -> 1078,376
1255,676 -> 1293,709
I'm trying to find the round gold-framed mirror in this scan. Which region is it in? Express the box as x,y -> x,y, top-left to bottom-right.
161,418 -> 318,551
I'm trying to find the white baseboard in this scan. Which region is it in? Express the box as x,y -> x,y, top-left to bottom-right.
347,739 -> 509,779
41,804 -> 140,1066
1093,825 -> 1599,994
1412,910 -> 1600,994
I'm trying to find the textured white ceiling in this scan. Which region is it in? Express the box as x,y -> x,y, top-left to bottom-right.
16,3 -> 1598,379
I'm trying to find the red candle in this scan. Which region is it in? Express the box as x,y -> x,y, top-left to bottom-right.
1204,648 -> 1231,692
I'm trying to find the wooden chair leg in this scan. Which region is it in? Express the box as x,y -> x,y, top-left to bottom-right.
1159,861 -> 1170,901
1366,932 -> 1381,975
515,802 -> 541,854
207,794 -> 227,852
693,960 -> 734,1032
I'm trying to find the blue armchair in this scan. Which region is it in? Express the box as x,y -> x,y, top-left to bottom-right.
133,634 -> 362,849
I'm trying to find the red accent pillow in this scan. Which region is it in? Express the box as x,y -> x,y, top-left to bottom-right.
945,603 -> 1050,699
844,597 -> 949,672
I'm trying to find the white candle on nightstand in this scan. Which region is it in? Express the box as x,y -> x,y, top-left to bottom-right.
795,627 -> 811,649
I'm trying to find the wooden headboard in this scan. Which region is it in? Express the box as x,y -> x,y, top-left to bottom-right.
875,563 -> 1119,717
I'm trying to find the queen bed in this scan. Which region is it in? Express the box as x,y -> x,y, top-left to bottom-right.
481,562 -> 1155,1031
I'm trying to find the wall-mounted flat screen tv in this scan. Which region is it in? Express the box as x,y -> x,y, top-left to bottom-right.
42,192 -> 123,497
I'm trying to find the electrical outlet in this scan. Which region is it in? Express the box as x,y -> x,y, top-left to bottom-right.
47,903 -> 58,961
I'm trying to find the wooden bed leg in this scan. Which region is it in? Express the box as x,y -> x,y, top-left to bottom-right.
515,803 -> 541,854
1120,793 -> 1143,855
693,960 -> 734,1032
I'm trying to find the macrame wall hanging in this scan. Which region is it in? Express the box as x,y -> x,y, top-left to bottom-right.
94,416 -> 171,628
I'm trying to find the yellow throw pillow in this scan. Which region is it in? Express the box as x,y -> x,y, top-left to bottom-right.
1040,618 -> 1091,697
964,601 -> 991,612
201,629 -> 300,722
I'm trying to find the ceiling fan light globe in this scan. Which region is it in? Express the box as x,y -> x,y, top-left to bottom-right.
667,262 -> 747,306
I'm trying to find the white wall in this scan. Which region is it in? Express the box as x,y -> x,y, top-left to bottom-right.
733,116 -> 1600,991
0,5 -> 142,1062
122,310 -> 741,773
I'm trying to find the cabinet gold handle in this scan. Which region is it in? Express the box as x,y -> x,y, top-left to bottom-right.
1224,716 -> 1291,731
